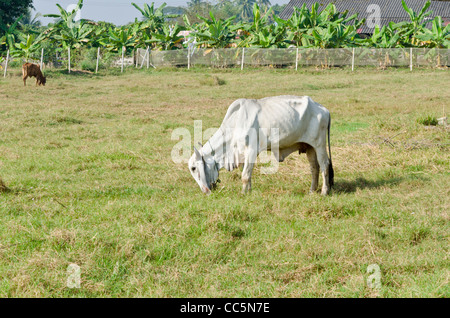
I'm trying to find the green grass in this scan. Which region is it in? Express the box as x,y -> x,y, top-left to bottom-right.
0,66 -> 449,297
416,115 -> 438,126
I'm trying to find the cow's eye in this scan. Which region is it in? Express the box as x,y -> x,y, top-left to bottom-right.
191,167 -> 196,172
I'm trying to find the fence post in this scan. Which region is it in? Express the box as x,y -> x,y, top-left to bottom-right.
295,48 -> 299,71
121,46 -> 125,73
135,49 -> 138,68
96,47 -> 100,73
140,47 -> 147,69
352,47 -> 355,72
410,47 -> 413,71
188,46 -> 190,70
40,48 -> 44,70
147,47 -> 151,69
3,49 -> 9,78
241,48 -> 245,71
68,47 -> 71,73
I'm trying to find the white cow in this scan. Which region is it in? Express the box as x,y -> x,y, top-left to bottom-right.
188,95 -> 334,195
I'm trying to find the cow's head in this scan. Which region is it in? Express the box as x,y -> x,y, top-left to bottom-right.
188,146 -> 219,195
41,76 -> 46,86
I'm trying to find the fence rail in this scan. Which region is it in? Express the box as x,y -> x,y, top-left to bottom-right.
2,48 -> 449,76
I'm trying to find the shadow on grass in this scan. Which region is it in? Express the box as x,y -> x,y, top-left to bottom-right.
333,176 -> 405,193
0,176 -> 10,193
47,69 -> 97,77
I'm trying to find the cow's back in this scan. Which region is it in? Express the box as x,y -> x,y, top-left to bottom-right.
22,63 -> 40,77
219,95 -> 329,151
257,95 -> 329,148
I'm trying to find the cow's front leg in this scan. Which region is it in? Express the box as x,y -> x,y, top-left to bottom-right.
242,162 -> 254,194
241,150 -> 256,194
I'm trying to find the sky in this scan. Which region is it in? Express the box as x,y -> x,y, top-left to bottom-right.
32,0 -> 292,26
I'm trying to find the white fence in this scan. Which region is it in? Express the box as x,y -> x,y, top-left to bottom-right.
2,47 -> 449,77
145,48 -> 450,70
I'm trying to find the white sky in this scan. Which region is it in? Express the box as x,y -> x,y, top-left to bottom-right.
32,0 -> 292,26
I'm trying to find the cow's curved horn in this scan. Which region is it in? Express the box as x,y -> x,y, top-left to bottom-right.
198,142 -> 203,148
194,146 -> 202,159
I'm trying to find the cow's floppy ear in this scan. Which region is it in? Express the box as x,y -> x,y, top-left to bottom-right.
194,146 -> 202,160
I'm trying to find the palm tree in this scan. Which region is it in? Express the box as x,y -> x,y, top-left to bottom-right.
188,0 -> 204,7
238,0 -> 257,21
257,0 -> 271,13
184,0 -> 214,24
18,8 -> 42,35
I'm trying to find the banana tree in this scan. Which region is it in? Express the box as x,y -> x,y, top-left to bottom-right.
416,16 -> 450,66
301,3 -> 356,29
101,26 -> 136,72
365,23 -> 401,48
275,2 -> 362,48
44,0 -> 84,29
12,33 -> 44,62
192,12 -> 237,48
88,21 -> 113,48
50,22 -> 92,49
132,2 -> 178,32
148,24 -> 185,50
237,3 -> 287,48
0,14 -> 24,51
274,6 -> 310,47
361,23 -> 402,67
44,0 -> 90,72
306,23 -> 353,67
416,16 -> 450,48
396,0 -> 432,46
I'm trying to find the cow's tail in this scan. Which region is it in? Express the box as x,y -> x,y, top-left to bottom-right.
327,112 -> 334,188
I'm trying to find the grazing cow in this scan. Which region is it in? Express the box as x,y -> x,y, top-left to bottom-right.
188,95 -> 334,195
22,63 -> 46,86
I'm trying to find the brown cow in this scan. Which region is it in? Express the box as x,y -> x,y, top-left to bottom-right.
22,63 -> 46,86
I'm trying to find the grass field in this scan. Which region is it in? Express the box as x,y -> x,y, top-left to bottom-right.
0,66 -> 448,297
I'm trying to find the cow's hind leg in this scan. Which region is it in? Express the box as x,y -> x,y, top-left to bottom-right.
315,147 -> 331,196
306,146 -> 319,193
23,75 -> 27,86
